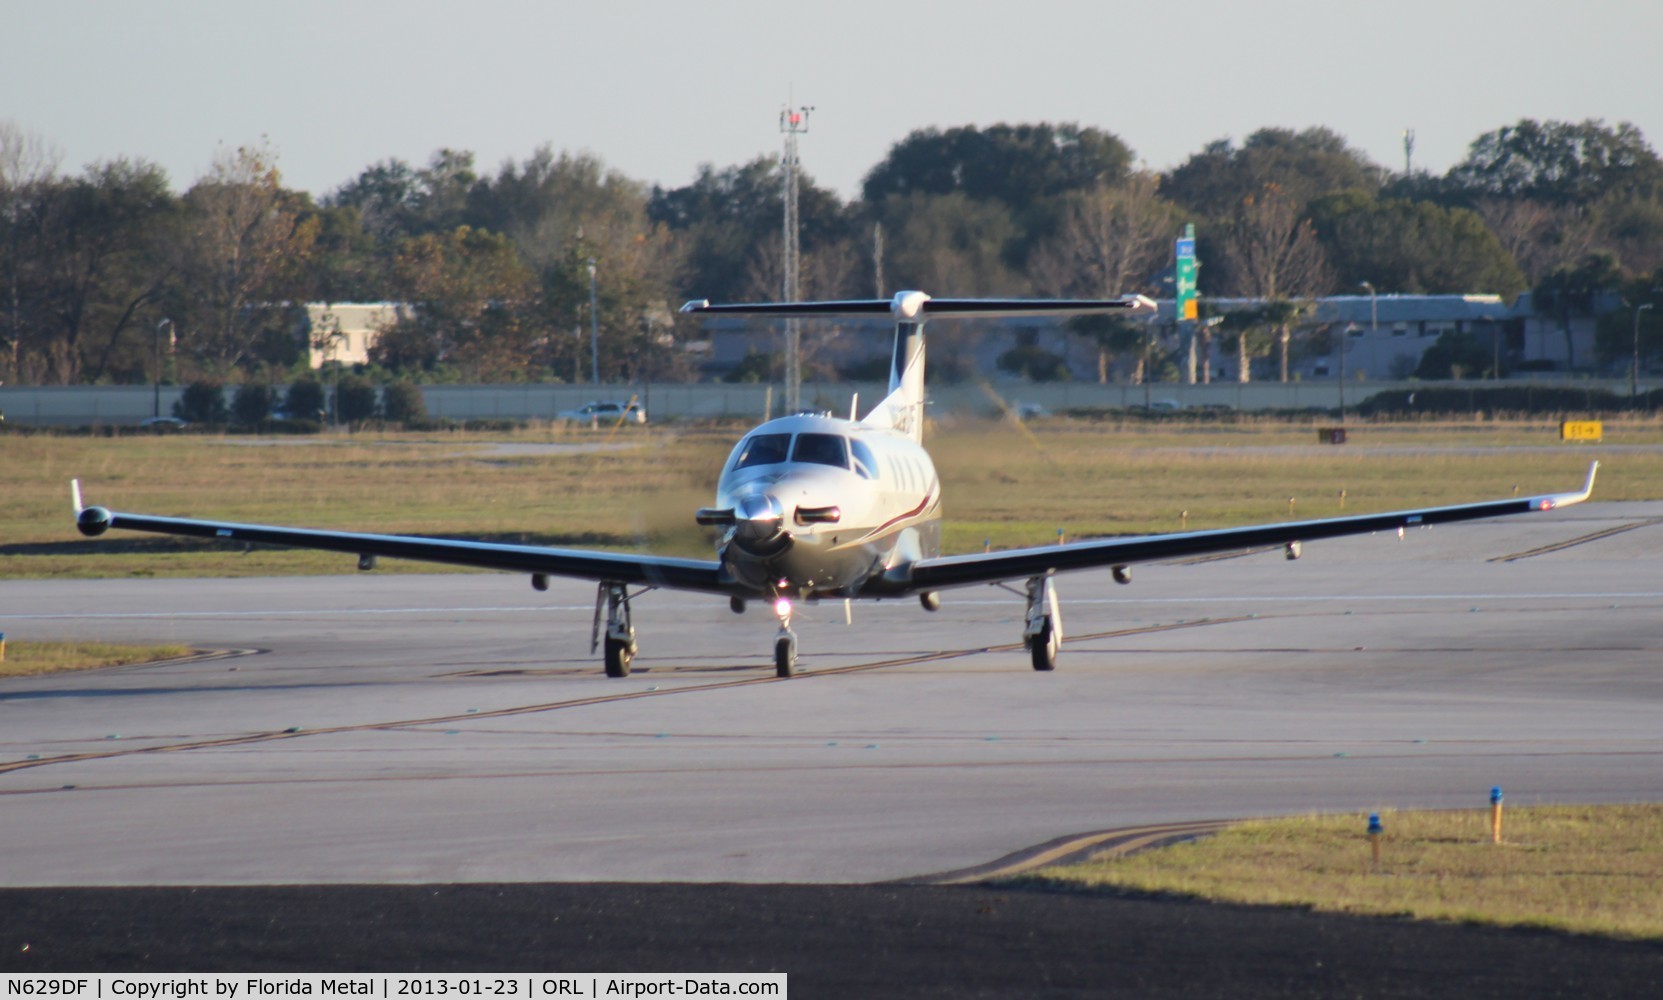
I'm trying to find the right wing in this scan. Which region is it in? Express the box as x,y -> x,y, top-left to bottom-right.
71,485 -> 732,595
877,462 -> 1600,594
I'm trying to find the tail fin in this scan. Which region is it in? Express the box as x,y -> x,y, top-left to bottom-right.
680,292 -> 1156,441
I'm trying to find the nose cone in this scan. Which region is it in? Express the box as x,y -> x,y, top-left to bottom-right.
732,493 -> 788,554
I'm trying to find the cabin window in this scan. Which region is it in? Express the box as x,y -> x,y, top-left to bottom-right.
850,439 -> 879,480
792,433 -> 849,469
735,433 -> 791,469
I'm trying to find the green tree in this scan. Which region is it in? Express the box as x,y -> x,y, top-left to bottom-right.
328,149 -> 479,242
1028,173 -> 1177,302
43,159 -> 179,384
721,348 -> 777,384
173,380 -> 227,423
334,372 -> 378,424
1310,196 -> 1526,297
863,123 -> 1135,272
1415,330 -> 1495,379
1217,306 -> 1278,384
997,338 -> 1072,382
381,379 -> 427,423
373,225 -> 535,378
1067,314 -> 1148,383
872,192 -> 1022,294
862,123 -> 1133,209
650,156 -> 853,303
231,381 -> 274,425
0,119 -> 60,383
283,378 -> 326,421
1534,252 -> 1624,369
1162,127 -> 1386,220
470,149 -> 690,382
1446,119 -> 1663,206
173,144 -> 318,373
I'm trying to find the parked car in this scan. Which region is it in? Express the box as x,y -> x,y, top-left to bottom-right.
139,416 -> 189,430
557,400 -> 646,425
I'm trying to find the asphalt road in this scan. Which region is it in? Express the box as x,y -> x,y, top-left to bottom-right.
2,500 -> 1661,992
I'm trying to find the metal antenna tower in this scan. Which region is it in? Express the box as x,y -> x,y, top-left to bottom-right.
781,103 -> 812,412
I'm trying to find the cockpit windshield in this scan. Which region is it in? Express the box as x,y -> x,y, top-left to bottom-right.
791,433 -> 849,469
734,433 -> 792,469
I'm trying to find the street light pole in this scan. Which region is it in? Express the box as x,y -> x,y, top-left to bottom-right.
1339,324 -> 1352,422
587,258 -> 600,388
780,103 -> 812,414
153,318 -> 173,418
1634,302 -> 1654,402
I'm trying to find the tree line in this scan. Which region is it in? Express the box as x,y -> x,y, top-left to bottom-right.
2,117 -> 1660,388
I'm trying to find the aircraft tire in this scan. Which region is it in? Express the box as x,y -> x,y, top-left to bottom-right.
1029,621 -> 1058,672
604,637 -> 633,678
775,635 -> 797,678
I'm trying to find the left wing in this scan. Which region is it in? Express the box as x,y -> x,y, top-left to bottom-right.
877,462 -> 1599,594
71,482 -> 731,594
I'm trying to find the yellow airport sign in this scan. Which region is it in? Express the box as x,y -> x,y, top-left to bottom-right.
1560,420 -> 1603,442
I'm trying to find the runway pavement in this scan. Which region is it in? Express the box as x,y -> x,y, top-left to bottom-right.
3,501 -> 1662,887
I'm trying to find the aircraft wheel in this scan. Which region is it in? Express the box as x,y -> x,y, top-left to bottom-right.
604,636 -> 633,678
774,634 -> 797,678
1029,620 -> 1058,672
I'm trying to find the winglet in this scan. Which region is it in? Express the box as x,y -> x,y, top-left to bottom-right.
1535,461 -> 1599,511
71,478 -> 84,515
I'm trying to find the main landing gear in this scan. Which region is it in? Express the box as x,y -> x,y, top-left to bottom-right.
593,582 -> 638,678
1023,575 -> 1063,672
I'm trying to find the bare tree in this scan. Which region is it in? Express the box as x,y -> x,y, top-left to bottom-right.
0,120 -> 61,381
1029,173 -> 1175,382
174,144 -> 317,373
1221,183 -> 1329,381
1030,173 -> 1173,297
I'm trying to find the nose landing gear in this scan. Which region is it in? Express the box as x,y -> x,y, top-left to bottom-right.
773,597 -> 798,678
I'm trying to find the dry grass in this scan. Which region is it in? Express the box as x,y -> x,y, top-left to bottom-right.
0,640 -> 193,677
3,417 -> 1659,579
1020,805 -> 1663,940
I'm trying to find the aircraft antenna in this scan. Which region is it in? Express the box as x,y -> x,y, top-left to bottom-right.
781,102 -> 813,412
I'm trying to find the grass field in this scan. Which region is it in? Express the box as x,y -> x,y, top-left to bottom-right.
0,640 -> 194,676
3,417 -> 1659,579
1019,805 -> 1663,941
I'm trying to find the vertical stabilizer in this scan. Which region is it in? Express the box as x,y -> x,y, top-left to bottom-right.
861,291 -> 932,440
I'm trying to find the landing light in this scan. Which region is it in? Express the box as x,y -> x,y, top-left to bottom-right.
774,597 -> 792,618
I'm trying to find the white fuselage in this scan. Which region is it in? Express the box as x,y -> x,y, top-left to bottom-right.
712,413 -> 941,599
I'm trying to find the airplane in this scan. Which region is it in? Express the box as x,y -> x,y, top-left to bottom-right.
71,290 -> 1599,679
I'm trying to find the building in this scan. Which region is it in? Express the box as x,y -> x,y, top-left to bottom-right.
1127,294 -> 1520,383
301,303 -> 410,368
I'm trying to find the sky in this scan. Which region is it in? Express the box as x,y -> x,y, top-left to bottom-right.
7,0 -> 1661,201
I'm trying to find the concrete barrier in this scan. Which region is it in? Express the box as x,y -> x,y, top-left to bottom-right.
1,378 -> 1645,426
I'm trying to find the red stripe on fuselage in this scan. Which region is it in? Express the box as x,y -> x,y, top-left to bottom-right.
853,483 -> 938,543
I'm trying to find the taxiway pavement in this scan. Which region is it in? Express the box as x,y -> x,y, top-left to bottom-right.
3,501 -> 1661,886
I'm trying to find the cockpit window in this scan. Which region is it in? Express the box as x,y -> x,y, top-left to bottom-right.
734,433 -> 791,469
850,439 -> 879,480
792,433 -> 849,469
